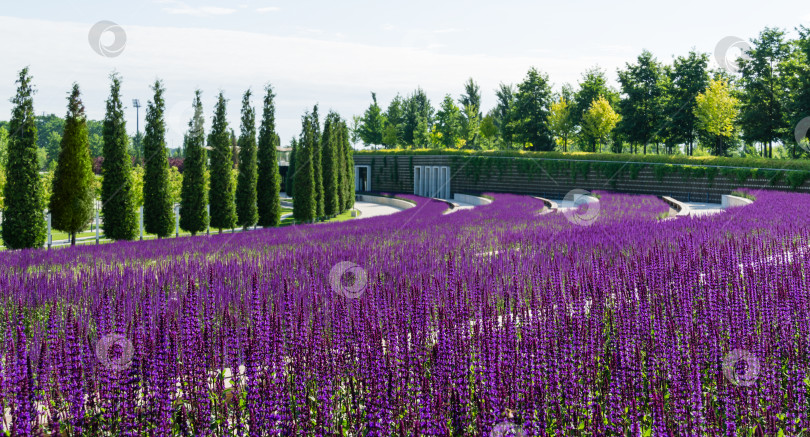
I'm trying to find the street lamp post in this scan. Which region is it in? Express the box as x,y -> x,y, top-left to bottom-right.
132,99 -> 141,162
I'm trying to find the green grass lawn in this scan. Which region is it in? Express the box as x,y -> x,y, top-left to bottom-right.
0,206 -> 353,250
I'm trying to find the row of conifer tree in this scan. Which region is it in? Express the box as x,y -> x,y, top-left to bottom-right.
2,67 -> 352,250
287,105 -> 356,223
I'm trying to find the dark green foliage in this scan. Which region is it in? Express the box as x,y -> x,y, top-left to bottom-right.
665,51 -> 710,155
435,95 -> 463,148
311,105 -> 325,218
230,129 -> 238,169
256,84 -> 281,227
208,92 -> 237,231
383,94 -> 405,147
321,111 -> 340,216
358,93 -> 386,146
793,26 -> 810,159
142,80 -> 174,238
286,137 -> 297,197
179,91 -> 208,235
341,120 -> 355,211
335,127 -> 346,211
459,78 -> 482,147
2,67 -> 46,249
101,73 -> 138,241
50,83 -> 94,246
493,84 -> 516,148
402,88 -> 433,146
738,28 -> 792,158
293,112 -> 316,222
617,50 -> 666,155
514,67 -> 554,151
37,114 -> 65,169
235,89 -> 258,228
574,67 -> 620,151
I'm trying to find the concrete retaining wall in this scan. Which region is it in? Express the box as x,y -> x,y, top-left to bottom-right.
721,194 -> 754,208
355,194 -> 414,210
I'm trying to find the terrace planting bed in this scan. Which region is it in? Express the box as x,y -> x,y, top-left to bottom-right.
1,189 -> 809,435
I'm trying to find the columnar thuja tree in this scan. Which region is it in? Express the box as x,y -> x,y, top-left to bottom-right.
179,91 -> 208,235
101,73 -> 138,241
311,105 -> 325,218
341,119 -> 355,211
321,111 -> 340,216
236,90 -> 258,229
256,84 -> 281,227
2,67 -> 46,249
50,84 -> 94,246
292,112 -> 316,222
286,137 -> 297,197
208,92 -> 237,232
335,122 -> 346,211
142,80 -> 174,238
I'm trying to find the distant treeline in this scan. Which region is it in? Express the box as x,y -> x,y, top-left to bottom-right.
354,26 -> 810,160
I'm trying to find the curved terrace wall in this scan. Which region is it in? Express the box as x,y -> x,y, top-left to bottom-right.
353,153 -> 810,203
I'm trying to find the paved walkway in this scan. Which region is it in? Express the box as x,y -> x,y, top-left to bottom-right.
280,201 -> 406,221
354,201 -> 407,218
683,202 -> 725,217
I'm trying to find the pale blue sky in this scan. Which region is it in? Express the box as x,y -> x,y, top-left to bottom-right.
1,0 -> 808,148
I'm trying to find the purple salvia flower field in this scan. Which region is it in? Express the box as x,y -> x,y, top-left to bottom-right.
1,191 -> 809,435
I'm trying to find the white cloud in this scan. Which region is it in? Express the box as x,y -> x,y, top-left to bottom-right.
256,6 -> 280,13
0,16 -> 629,146
158,1 -> 236,16
432,28 -> 461,34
